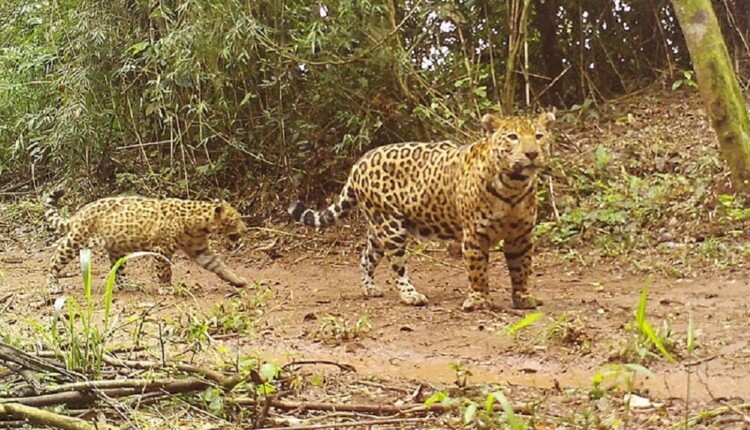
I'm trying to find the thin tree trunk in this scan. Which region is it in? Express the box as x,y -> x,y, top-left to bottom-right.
502,0 -> 532,110
533,0 -> 564,104
672,0 -> 750,194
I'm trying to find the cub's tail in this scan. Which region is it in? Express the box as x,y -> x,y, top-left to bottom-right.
288,181 -> 357,228
44,189 -> 70,234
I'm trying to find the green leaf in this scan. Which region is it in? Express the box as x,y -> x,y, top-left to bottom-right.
623,363 -> 655,377
424,391 -> 448,407
636,280 -> 649,329
103,252 -> 168,328
203,388 -> 224,415
128,41 -> 150,55
463,401 -> 478,424
259,362 -> 279,382
641,320 -> 677,363
484,391 -> 496,413
491,391 -> 525,430
505,312 -> 543,335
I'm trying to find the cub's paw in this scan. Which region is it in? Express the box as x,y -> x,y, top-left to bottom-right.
115,276 -> 140,291
47,278 -> 63,296
512,292 -> 542,310
230,277 -> 249,288
461,292 -> 491,312
400,290 -> 428,306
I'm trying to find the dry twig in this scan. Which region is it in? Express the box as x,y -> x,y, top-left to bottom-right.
234,398 -> 531,416
0,342 -> 81,381
0,403 -> 116,430
281,359 -> 356,373
263,417 -> 435,430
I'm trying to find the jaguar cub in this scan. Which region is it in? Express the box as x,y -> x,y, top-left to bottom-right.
289,112 -> 554,311
45,190 -> 249,293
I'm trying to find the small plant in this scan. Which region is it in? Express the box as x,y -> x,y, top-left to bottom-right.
424,388 -> 526,429
542,313 -> 591,351
27,249 -> 164,375
590,363 -> 654,401
589,362 -> 655,428
610,279 -> 677,364
209,283 -> 271,338
184,311 -> 213,352
316,314 -> 371,343
450,361 -> 473,388
671,70 -> 698,91
716,194 -> 750,222
568,97 -> 599,123
505,311 -> 544,336
503,311 -> 591,353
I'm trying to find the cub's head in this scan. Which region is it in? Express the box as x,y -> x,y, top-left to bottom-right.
212,200 -> 247,242
481,111 -> 555,175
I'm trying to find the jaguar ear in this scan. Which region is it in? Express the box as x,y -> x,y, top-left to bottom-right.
214,200 -> 224,217
481,114 -> 502,137
537,110 -> 556,128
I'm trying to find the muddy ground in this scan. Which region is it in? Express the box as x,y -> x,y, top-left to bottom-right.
1,226 -> 749,428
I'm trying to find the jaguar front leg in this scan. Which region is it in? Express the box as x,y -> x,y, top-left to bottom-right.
461,229 -> 492,311
503,229 -> 542,309
188,245 -> 248,288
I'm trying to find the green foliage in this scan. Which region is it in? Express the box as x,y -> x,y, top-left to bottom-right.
317,314 -> 371,343
716,194 -> 750,221
671,70 -> 699,91
635,281 -> 676,363
505,311 -> 544,336
0,0 -> 701,204
27,249 -> 162,375
168,283 -> 270,352
610,279 -> 680,364
590,363 -> 654,400
502,311 -> 591,354
0,0 -> 497,197
425,388 -> 527,429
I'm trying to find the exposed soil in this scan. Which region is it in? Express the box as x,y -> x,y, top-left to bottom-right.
1,230 -> 749,427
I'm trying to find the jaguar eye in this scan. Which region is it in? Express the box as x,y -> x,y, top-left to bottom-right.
535,133 -> 545,140
507,133 -> 519,141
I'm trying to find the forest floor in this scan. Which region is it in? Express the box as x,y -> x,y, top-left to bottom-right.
2,89 -> 750,428
0,231 -> 749,428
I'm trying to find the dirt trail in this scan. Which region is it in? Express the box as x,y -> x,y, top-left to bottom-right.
2,243 -> 748,405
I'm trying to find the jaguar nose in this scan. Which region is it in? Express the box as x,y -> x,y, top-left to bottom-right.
525,151 -> 539,161
228,233 -> 241,242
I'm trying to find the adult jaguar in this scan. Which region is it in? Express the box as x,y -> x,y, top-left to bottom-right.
289,111 -> 554,310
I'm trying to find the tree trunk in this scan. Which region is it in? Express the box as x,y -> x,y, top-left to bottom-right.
672,0 -> 750,194
533,0 -> 564,104
502,0 -> 532,111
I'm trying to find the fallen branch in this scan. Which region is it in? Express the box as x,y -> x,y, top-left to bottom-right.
684,354 -> 719,367
666,402 -> 750,430
281,360 -> 356,373
0,342 -> 81,381
1,378 -> 210,407
102,355 -> 246,389
233,398 -> 531,416
0,402 -> 116,430
44,377 -> 208,394
263,417 -> 435,430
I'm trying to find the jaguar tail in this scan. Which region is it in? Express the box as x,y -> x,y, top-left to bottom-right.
44,189 -> 70,235
288,181 -> 357,229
